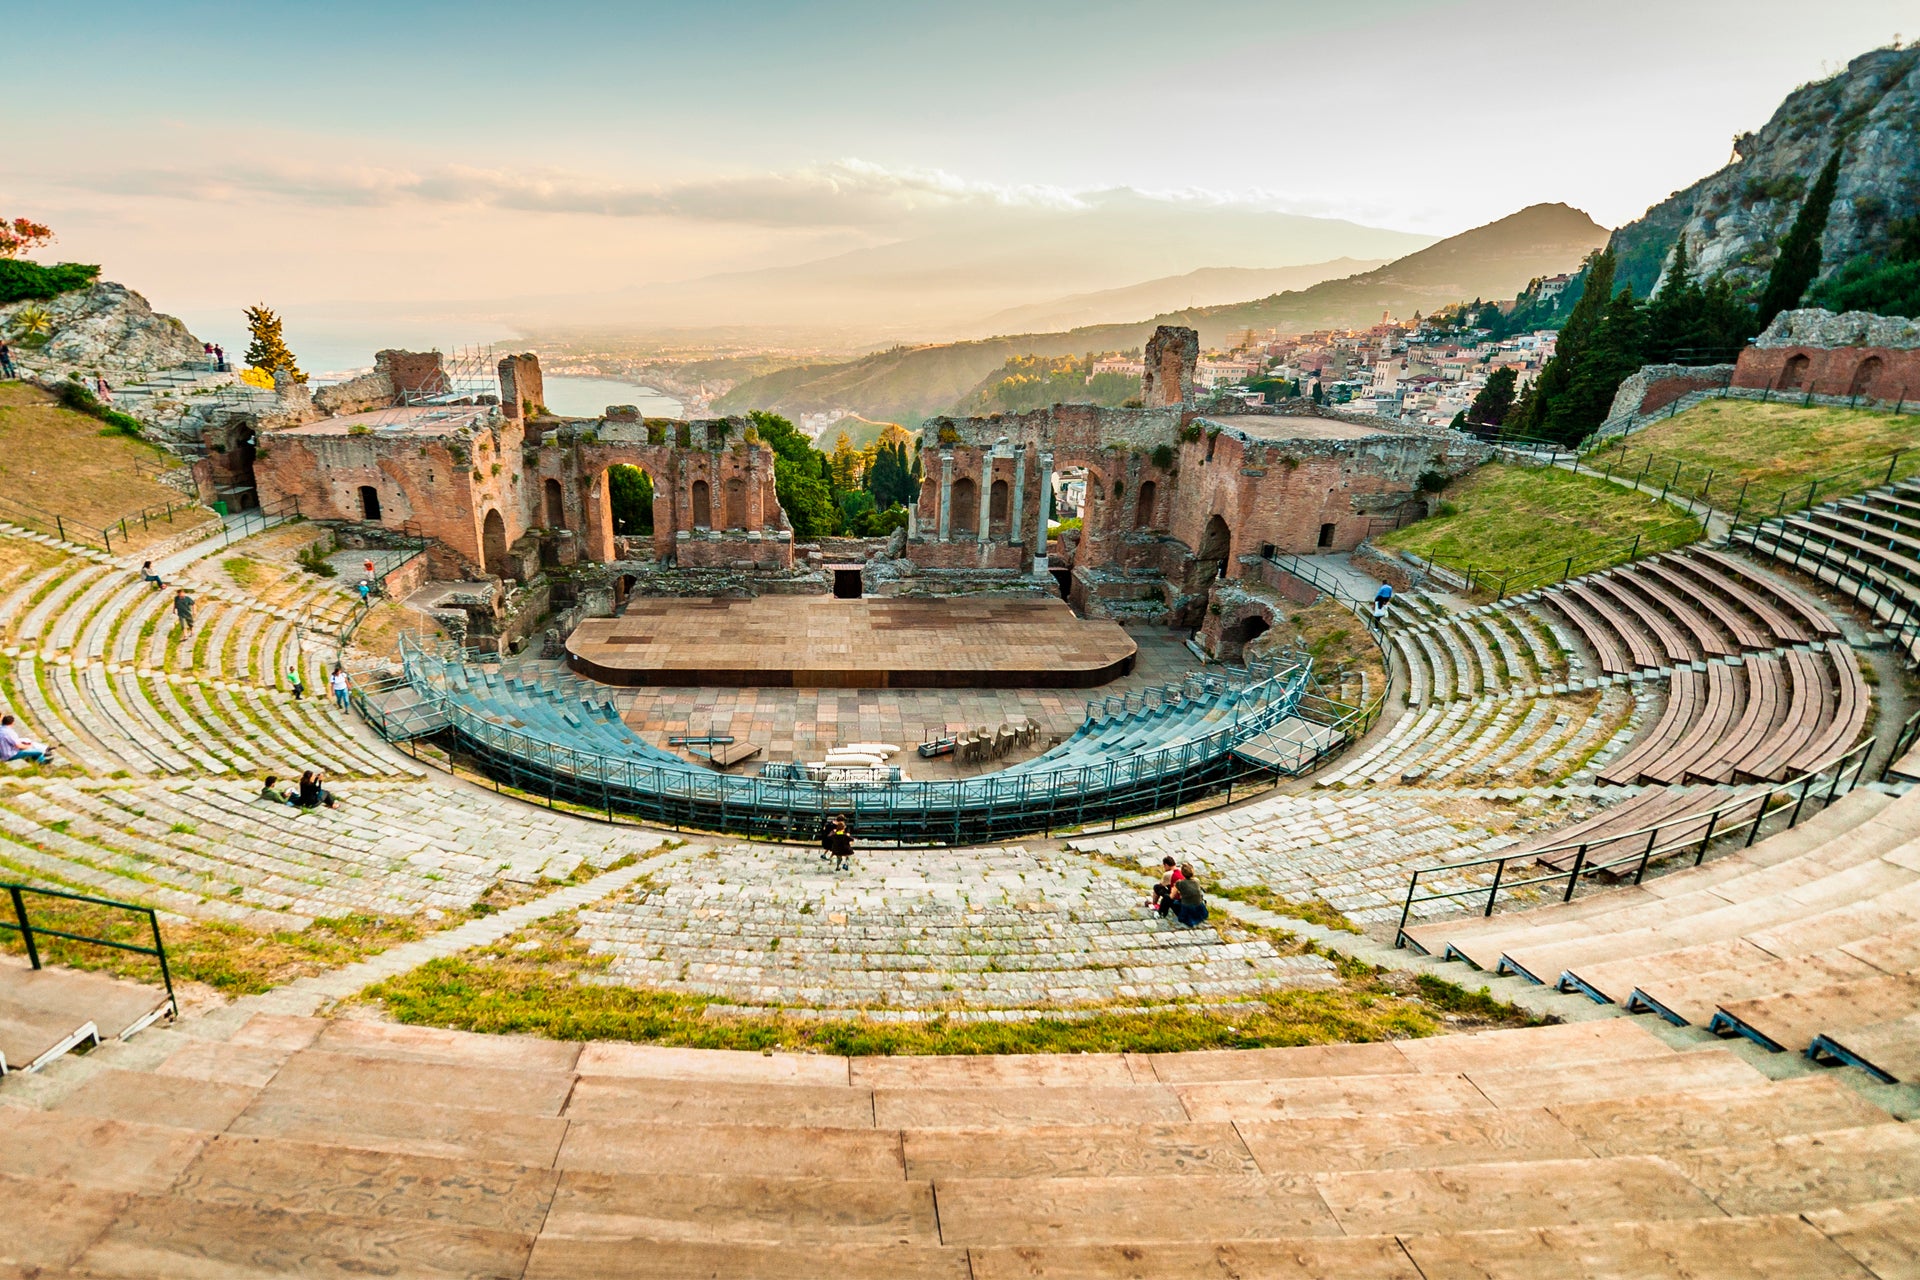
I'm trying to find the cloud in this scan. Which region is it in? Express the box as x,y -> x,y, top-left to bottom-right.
71,158 -> 1092,229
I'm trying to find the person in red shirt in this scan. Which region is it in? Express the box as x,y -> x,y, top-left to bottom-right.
1147,856 -> 1183,915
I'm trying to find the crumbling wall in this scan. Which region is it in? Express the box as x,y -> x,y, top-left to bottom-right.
1731,308 -> 1920,401
1143,324 -> 1199,407
498,353 -> 545,420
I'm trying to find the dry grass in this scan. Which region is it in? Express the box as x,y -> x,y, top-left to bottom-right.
347,601 -> 445,664
0,384 -> 215,550
1379,463 -> 1701,582
0,538 -> 66,593
1585,400 -> 1920,515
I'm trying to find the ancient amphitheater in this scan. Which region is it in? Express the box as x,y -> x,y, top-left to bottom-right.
4,463 -> 1920,1274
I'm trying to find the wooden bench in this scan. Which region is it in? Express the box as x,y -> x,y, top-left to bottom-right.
1691,654 -> 1786,784
1733,649 -> 1828,783
1599,667 -> 1704,786
1644,662 -> 1742,786
1587,576 -> 1699,664
1657,553 -> 1807,646
1543,590 -> 1632,675
707,741 -> 761,768
1710,972 -> 1920,1053
1564,583 -> 1664,669
1613,567 -> 1739,657
1528,783 -> 1724,872
1691,547 -> 1841,638
1787,641 -> 1869,775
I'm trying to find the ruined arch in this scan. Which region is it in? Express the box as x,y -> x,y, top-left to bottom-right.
1134,479 -> 1158,529
988,477 -> 1010,537
723,476 -> 747,530
358,485 -> 381,522
1850,355 -> 1884,399
691,479 -> 712,529
950,476 -> 978,537
607,464 -> 654,536
1781,353 -> 1812,391
544,478 -> 565,529
1222,613 -> 1271,659
1197,513 -> 1232,581
481,508 -> 508,578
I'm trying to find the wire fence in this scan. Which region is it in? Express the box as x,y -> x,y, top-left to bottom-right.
0,490 -> 203,556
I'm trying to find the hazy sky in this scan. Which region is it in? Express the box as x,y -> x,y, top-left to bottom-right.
7,0 -> 1911,323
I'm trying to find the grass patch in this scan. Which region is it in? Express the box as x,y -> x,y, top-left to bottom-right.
0,891 -> 425,996
1379,463 -> 1700,585
362,909 -> 1532,1055
0,383 -> 214,551
1587,400 -> 1920,516
1210,883 -> 1363,934
223,557 -> 264,590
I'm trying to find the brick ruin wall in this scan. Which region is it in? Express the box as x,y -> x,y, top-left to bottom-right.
1731,307 -> 1920,402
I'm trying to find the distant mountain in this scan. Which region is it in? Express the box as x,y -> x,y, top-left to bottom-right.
953,259 -> 1387,339
525,190 -> 1433,343
715,203 -> 1608,424
1607,45 -> 1920,299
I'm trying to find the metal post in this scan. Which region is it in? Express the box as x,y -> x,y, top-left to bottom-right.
1787,773 -> 1814,828
1806,479 -> 1817,511
1730,480 -> 1747,532
1484,858 -> 1505,917
8,886 -> 39,970
1695,809 -> 1719,865
1628,532 -> 1641,561
147,909 -> 177,1018
1888,450 -> 1902,487
1561,843 -> 1588,901
55,515 -> 64,542
1635,826 -> 1659,884
1562,556 -> 1573,584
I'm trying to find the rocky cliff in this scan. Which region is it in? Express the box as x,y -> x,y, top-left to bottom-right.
0,280 -> 205,375
1610,45 -> 1920,298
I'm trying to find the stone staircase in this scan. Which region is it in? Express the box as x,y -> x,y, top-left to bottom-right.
2,1009 -> 1913,1276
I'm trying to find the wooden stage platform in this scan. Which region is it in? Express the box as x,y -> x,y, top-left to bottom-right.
566,596 -> 1137,688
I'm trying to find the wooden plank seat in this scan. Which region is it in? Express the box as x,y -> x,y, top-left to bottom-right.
1834,496 -> 1920,550
1587,575 -> 1699,664
1532,785 -> 1740,874
1631,919 -> 1920,1028
1612,567 -> 1740,657
1788,642 -> 1869,776
1599,667 -> 1704,785
1766,516 -> 1920,648
1687,653 -> 1787,784
1689,547 -> 1841,638
1802,508 -> 1920,569
1642,661 -> 1743,786
1811,1011 -> 1920,1082
1563,582 -> 1665,670
1401,789 -> 1895,973
1709,972 -> 1920,1054
1734,648 -> 1832,784
1543,590 -> 1631,675
707,741 -> 761,769
1653,553 -> 1806,647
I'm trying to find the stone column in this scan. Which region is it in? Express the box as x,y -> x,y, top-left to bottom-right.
976,457 -> 994,545
937,451 -> 953,542
1009,449 -> 1027,549
746,454 -> 765,532
1033,451 -> 1053,575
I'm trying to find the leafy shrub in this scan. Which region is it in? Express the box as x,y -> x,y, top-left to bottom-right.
296,542 -> 337,577
0,260 -> 99,305
1416,469 -> 1449,494
1149,443 -> 1176,470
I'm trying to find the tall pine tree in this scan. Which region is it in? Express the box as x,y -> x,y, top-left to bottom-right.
243,305 -> 306,384
1507,249 -> 1615,444
1754,149 -> 1842,333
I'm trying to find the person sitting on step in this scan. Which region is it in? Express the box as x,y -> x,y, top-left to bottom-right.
1171,863 -> 1209,928
0,714 -> 56,765
293,770 -> 337,810
259,775 -> 291,803
140,560 -> 164,589
1146,856 -> 1183,915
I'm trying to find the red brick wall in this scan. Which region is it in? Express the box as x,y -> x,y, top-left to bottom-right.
375,350 -> 449,400
1637,370 -> 1731,415
1733,345 -> 1920,401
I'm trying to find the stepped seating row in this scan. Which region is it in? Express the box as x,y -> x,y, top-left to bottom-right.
579,842 -> 1337,1010
1742,478 -> 1920,664
1387,603 -> 1566,704
6,1010 -> 1915,1276
1319,684 -> 1639,789
1542,549 -> 1838,676
0,779 -> 638,926
1491,783 -> 1754,880
1598,641 -> 1867,786
1406,786 -> 1920,1084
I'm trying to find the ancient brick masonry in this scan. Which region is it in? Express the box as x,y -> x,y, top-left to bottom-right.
1143,325 -> 1199,407
1731,307 -> 1920,403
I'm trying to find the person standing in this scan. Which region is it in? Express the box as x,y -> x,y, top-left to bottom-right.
214,344 -> 227,372
172,588 -> 195,634
286,663 -> 305,700
331,667 -> 350,712
1371,582 -> 1393,631
357,578 -> 373,607
0,337 -> 16,380
826,819 -> 854,872
94,375 -> 113,404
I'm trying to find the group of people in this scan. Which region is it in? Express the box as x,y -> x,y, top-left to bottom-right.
260,771 -> 337,809
1147,856 -> 1209,927
0,714 -> 56,766
203,343 -> 228,372
818,814 -> 855,870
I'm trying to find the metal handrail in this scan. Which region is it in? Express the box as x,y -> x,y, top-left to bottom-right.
1393,732 -> 1877,947
1,881 -> 177,1019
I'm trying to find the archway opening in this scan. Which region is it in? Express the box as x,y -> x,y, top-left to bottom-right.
482,509 -> 508,578
1850,356 -> 1884,399
1223,614 -> 1270,659
691,479 -> 712,529
950,476 -> 978,537
1198,513 -> 1232,580
1318,521 -> 1337,549
608,465 -> 654,535
831,566 -> 864,599
358,485 -> 381,522
1781,353 -> 1811,390
1135,479 -> 1157,529
988,477 -> 1010,537
723,476 -> 748,529
544,478 -> 565,529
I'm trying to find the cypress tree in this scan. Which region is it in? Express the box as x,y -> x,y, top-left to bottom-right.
1508,248 -> 1615,443
1754,149 -> 1843,333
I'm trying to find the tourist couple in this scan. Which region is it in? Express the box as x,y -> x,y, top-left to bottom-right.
818,814 -> 854,870
1147,856 -> 1208,927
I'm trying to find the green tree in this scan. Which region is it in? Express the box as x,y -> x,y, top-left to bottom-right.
1507,248 -> 1616,443
1754,149 -> 1842,333
748,410 -> 840,537
828,431 -> 863,491
243,304 -> 306,384
1466,367 -> 1518,428
608,464 -> 654,534
866,437 -> 920,510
